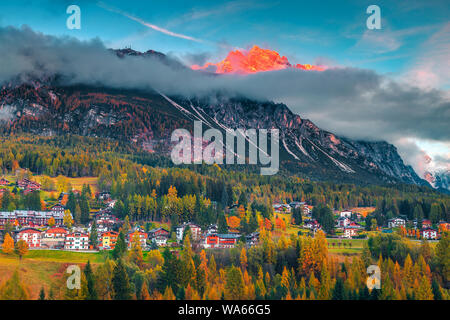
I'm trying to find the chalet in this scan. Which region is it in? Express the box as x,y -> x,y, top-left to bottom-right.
289,201 -> 305,209
175,222 -> 202,242
203,233 -> 241,249
51,204 -> 65,215
97,192 -> 111,201
343,228 -> 359,238
99,231 -> 118,250
16,228 -> 42,248
246,232 -> 260,247
304,219 -> 320,230
387,218 -> 406,228
336,217 -> 351,228
340,211 -> 352,218
64,232 -> 89,250
303,205 -> 313,216
0,178 -> 10,186
273,204 -> 291,213
94,211 -> 118,232
41,227 -> 68,249
17,178 -> 41,191
152,235 -> 168,247
421,228 -> 438,240
206,224 -> 218,235
148,227 -> 170,239
127,230 -> 148,249
422,220 -> 432,229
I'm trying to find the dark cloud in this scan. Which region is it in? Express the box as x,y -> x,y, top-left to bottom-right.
0,25 -> 449,149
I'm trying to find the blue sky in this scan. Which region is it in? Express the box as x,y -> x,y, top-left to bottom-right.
0,0 -> 449,174
0,0 -> 448,79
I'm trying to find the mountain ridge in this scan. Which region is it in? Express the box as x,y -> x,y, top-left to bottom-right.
0,48 -> 430,188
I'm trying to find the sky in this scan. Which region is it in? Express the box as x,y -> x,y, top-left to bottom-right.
0,0 -> 448,176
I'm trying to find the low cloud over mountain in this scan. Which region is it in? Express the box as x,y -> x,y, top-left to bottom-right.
0,26 -> 448,174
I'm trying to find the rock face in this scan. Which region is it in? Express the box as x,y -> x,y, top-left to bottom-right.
0,48 -> 429,187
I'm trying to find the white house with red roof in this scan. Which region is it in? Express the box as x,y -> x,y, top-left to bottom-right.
16,228 -> 42,248
421,228 -> 438,240
41,227 -> 68,249
64,232 -> 89,250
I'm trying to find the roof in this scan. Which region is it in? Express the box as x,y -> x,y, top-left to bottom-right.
18,227 -> 42,234
45,227 -> 68,234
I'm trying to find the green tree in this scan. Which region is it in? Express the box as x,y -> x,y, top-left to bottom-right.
112,260 -> 132,300
224,266 -> 245,300
84,261 -> 98,300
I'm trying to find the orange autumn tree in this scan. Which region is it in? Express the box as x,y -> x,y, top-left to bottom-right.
2,233 -> 14,254
227,216 -> 241,230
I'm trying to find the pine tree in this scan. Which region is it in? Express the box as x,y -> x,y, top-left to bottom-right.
331,277 -> 346,300
84,261 -> 98,300
38,287 -> 45,300
112,260 -> 131,300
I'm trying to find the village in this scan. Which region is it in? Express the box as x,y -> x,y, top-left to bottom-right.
0,175 -> 447,256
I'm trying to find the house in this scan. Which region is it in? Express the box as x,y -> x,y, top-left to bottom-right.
303,205 -> 313,216
17,178 -> 41,191
289,201 -> 305,209
203,233 -> 241,249
273,204 -> 291,213
99,231 -> 118,250
16,228 -> 42,248
246,232 -> 260,247
422,220 -> 432,229
65,232 -> 89,250
0,178 -> 10,186
128,230 -> 148,249
388,217 -> 406,228
148,227 -> 170,239
175,222 -> 202,242
51,204 -> 65,215
41,227 -> 68,249
0,210 -> 67,227
206,224 -> 218,235
343,228 -> 359,238
152,235 -> 168,247
97,192 -> 111,201
421,228 -> 438,240
94,211 -> 118,233
340,211 -> 352,218
304,219 -> 320,230
336,217 -> 351,228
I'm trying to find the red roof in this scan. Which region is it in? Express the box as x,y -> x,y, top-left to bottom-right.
18,228 -> 42,234
45,227 -> 68,234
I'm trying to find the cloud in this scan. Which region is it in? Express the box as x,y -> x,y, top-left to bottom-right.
97,2 -> 204,43
0,26 -> 448,173
403,22 -> 450,89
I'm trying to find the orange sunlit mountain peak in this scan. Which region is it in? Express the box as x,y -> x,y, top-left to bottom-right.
191,45 -> 325,74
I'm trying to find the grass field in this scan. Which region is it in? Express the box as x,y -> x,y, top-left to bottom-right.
0,250 -> 106,299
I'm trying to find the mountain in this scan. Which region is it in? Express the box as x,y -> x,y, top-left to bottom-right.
424,170 -> 450,193
0,48 -> 429,187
